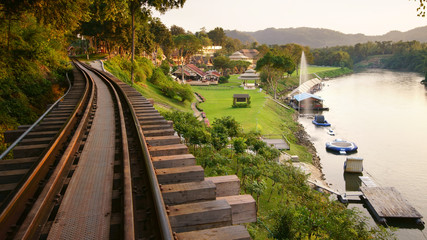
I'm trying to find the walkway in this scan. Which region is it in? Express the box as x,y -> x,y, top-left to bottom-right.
48,64 -> 116,239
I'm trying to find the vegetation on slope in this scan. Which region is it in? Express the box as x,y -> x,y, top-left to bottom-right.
104,56 -> 192,112
0,12 -> 73,153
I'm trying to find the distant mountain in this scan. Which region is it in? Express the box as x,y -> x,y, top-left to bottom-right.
225,26 -> 427,48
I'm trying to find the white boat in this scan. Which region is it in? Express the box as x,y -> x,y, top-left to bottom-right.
326,128 -> 335,136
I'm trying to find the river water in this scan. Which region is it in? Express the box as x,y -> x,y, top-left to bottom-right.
298,69 -> 427,240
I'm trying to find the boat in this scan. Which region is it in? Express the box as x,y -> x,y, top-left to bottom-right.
326,139 -> 358,154
312,115 -> 331,126
326,128 -> 335,136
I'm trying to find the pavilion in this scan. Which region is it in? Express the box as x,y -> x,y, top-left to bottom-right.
238,69 -> 260,89
229,51 -> 250,62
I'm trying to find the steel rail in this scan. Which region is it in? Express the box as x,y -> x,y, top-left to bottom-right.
14,62 -> 95,239
0,64 -> 90,239
0,72 -> 72,160
83,63 -> 174,239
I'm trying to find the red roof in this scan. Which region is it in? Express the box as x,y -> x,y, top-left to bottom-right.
206,70 -> 221,77
186,64 -> 206,77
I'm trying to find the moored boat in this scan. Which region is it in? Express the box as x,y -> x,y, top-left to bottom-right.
326,139 -> 358,154
312,115 -> 331,126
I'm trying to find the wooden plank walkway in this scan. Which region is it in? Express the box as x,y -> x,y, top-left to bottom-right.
360,186 -> 423,219
359,176 -> 377,188
48,65 -> 116,239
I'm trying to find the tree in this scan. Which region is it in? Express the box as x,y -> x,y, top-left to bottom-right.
213,55 -> 231,75
150,18 -> 173,61
128,0 -> 186,84
170,24 -> 186,35
256,51 -> 295,99
208,27 -> 226,46
173,33 -> 202,81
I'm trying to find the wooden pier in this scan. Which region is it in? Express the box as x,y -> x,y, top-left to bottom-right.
360,186 -> 423,225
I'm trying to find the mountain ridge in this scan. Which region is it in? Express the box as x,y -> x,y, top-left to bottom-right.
225,26 -> 427,48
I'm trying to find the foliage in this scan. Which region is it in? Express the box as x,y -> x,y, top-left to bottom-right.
0,11 -> 69,133
312,40 -> 427,73
256,51 -> 295,99
160,60 -> 171,75
150,68 -> 194,102
105,56 -> 154,83
173,34 -> 202,64
218,75 -> 230,84
208,27 -> 227,46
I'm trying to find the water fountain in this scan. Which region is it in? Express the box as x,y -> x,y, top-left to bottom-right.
298,51 -> 311,114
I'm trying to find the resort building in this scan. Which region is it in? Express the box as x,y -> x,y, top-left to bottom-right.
229,51 -> 250,62
239,49 -> 259,62
172,64 -> 206,81
238,69 -> 260,89
290,93 -> 326,110
201,46 -> 222,57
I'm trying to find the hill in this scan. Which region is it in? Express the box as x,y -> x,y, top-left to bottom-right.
225,26 -> 427,48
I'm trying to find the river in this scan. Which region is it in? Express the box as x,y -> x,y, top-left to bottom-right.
298,69 -> 427,240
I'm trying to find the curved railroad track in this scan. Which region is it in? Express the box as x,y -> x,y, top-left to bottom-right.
0,60 -> 256,240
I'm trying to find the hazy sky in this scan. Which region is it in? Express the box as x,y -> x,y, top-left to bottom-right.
153,0 -> 427,35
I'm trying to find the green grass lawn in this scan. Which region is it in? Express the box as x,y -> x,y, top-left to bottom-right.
290,65 -> 340,77
193,86 -> 283,133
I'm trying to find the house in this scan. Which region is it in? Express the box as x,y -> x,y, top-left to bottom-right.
205,70 -> 221,81
239,49 -> 259,62
172,64 -> 206,81
290,93 -> 327,110
229,51 -> 250,62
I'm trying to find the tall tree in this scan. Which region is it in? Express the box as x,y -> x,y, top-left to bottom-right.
128,0 -> 186,84
173,34 -> 202,81
170,24 -> 186,36
256,51 -> 295,99
208,27 -> 226,46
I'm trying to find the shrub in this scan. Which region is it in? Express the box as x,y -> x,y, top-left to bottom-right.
219,75 -> 230,84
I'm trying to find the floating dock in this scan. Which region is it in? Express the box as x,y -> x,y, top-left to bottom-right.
360,185 -> 424,226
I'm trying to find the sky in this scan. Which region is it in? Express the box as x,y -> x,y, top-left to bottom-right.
153,0 -> 427,36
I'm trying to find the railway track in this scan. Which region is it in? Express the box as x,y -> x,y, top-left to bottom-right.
0,60 -> 256,239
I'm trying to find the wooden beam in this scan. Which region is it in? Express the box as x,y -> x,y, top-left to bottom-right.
205,175 -> 240,197
218,195 -> 256,224
152,154 -> 196,169
156,165 -> 204,184
145,135 -> 181,146
148,144 -> 188,157
168,199 -> 232,233
176,225 -> 250,240
161,180 -> 216,205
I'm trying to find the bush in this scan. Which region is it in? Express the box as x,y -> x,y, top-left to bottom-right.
219,75 -> 230,84
232,102 -> 250,108
150,69 -> 194,102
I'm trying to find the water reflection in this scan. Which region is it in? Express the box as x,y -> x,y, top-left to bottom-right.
343,172 -> 362,192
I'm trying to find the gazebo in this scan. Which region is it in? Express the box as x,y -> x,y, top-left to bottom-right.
238,69 -> 260,89
233,94 -> 251,107
229,51 -> 250,62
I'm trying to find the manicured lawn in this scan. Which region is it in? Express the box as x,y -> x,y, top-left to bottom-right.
290,65 -> 340,76
193,86 -> 282,135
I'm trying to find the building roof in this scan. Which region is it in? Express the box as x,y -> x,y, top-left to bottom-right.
293,93 -> 324,102
239,49 -> 259,59
185,64 -> 206,77
206,70 -> 221,77
238,69 -> 260,80
233,94 -> 250,98
229,51 -> 249,60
